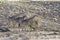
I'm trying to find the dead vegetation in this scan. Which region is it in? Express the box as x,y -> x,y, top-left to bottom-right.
0,1 -> 60,34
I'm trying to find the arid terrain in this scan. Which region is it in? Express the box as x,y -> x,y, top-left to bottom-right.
0,1 -> 60,40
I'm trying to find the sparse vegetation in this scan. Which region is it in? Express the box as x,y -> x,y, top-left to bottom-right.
0,1 -> 60,40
